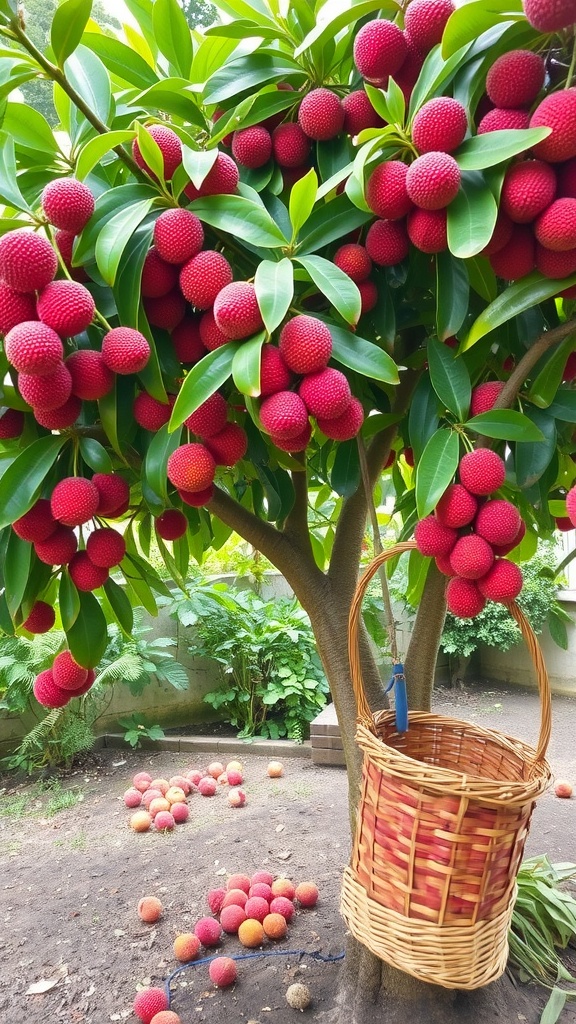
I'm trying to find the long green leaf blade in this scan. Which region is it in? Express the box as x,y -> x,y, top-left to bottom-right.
297,255 -> 361,326
428,337 -> 471,421
415,428 -> 459,518
169,344 -> 240,430
254,258 -> 294,335
329,323 -> 399,383
0,436 -> 67,530
463,272 -> 576,349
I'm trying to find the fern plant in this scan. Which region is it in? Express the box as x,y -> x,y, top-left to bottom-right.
0,631 -> 66,714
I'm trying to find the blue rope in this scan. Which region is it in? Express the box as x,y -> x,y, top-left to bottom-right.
384,662 -> 408,733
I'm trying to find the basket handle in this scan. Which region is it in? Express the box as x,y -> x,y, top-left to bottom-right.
348,541 -> 552,764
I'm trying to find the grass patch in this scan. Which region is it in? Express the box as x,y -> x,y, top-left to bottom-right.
0,779 -> 83,819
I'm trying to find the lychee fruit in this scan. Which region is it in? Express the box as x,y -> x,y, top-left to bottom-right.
263,912 -> 287,939
149,797 -> 170,817
474,499 -> 522,546
92,473 -> 130,516
406,152 -> 460,210
5,321 -> 63,376
477,108 -> 530,134
523,0 -> 576,32
130,810 -> 152,832
167,443 -> 215,492
22,601 -> 55,634
124,788 -> 142,808
298,88 -> 345,141
86,528 -> 126,568
317,396 -> 364,440
209,957 -> 238,987
51,476 -> 99,527
458,448 -> 506,495
154,810 -> 175,831
411,97 -> 468,154
238,918 -> 264,948
213,282 -> 264,340
530,89 -> 576,164
0,407 -> 24,439
500,160 -> 557,224
0,284 -> 37,335
260,391 -> 309,440
150,1013 -> 181,1024
481,213 -> 514,256
52,650 -> 88,691
295,881 -> 319,907
198,309 -> 229,351
358,279 -> 378,314
535,198 -> 576,251
178,486 -> 214,507
155,509 -> 188,540
342,90 -> 383,135
271,878 -> 296,901
536,244 -> 576,278
185,392 -> 228,438
446,576 -> 486,618
232,125 -> 272,168
404,0 -> 455,52
279,315 -> 332,374
489,224 -> 535,280
333,244 -> 372,283
66,349 -> 114,400
134,392 -> 173,431
470,380 -> 505,416
133,987 -> 169,1024
172,317 -> 206,364
299,367 -> 351,419
271,123 -> 312,168
101,327 -> 150,375
435,484 -> 477,528
0,229 -> 58,293
222,890 -> 248,912
252,870 -> 274,886
450,534 -> 494,579
485,50 -> 545,109
197,776 -> 217,796
41,178 -> 94,234
132,124 -> 182,180
353,19 -> 407,80
173,933 -> 201,961
144,290 -> 186,331
69,551 -> 109,591
133,771 -> 152,790
267,760 -> 284,777
37,280 -> 95,337
365,219 -> 409,265
141,247 -> 179,298
171,802 -> 189,823
366,161 -> 412,221
407,208 -> 448,253
153,208 -> 204,265
138,896 -> 163,923
244,896 -> 269,922
260,345 -> 293,396
207,888 -> 227,915
567,484 -> 576,527
227,873 -> 251,893
35,525 -> 78,565
36,394 -> 82,430
249,882 -> 272,900
12,499 -> 56,542
33,669 -> 71,708
18,361 -> 72,411
184,151 -> 239,199
478,559 -> 523,602
269,895 -> 295,920
414,515 -> 457,557
179,251 -> 233,309
194,916 -> 222,946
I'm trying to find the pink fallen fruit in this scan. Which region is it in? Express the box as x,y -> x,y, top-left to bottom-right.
208,761 -> 225,779
220,903 -> 247,933
217,772 -> 229,785
124,788 -> 142,808
222,888 -> 248,909
227,769 -> 243,786
133,771 -> 153,792
154,810 -> 175,831
249,882 -> 273,901
244,896 -> 269,922
194,916 -> 222,946
269,896 -> 295,920
198,776 -> 217,797
295,881 -> 319,907
251,870 -> 275,887
171,802 -> 189,823
207,887 -> 227,915
267,761 -> 283,777
186,770 -> 203,786
209,956 -> 238,988
142,788 -> 164,809
228,787 -> 246,808
169,775 -> 191,794
554,780 -> 573,798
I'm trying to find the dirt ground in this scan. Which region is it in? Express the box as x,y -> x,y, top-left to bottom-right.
0,680 -> 575,1024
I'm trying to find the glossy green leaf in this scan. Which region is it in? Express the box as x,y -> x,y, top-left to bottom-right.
289,168 -> 318,239
190,195 -> 288,248
463,272 -> 576,349
415,428 -> 460,518
408,376 -> 440,462
75,130 -> 136,181
82,33 -> 158,90
427,337 -> 471,420
254,258 -> 294,335
442,0 -> 526,58
1,103 -> 58,156
409,41 -> 471,120
548,614 -> 569,652
528,337 -> 575,408
210,90 -> 296,145
295,0 -> 395,57
232,332 -> 266,397
466,255 -> 497,302
51,0 -> 93,67
114,217 -> 155,332
548,388 -> 576,421
135,123 -> 165,184
79,437 -> 112,475
407,549 -> 431,607
298,193 -> 372,253
297,255 -> 361,326
515,409 -> 556,489
4,532 -> 31,616
330,438 -> 361,497
134,80 -> 205,126
0,436 -> 66,530
0,132 -> 30,211
465,409 -> 545,441
204,54 -> 304,106
436,251 -> 470,341
65,46 -> 112,127
448,171 -> 498,259
66,590 -> 109,668
152,0 -> 192,77
95,198 -> 155,286
103,577 -> 134,635
540,987 -> 568,1024
455,128 -> 550,171
59,573 -> 80,631
144,423 -> 183,502
181,146 -> 218,189
170,344 -> 240,430
205,20 -> 284,39
72,183 -> 157,266
329,323 -> 399,384
123,0 -> 156,53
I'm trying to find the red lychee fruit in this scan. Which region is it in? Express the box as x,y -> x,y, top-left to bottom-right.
22,601 -> 55,634
184,151 -> 239,199
0,284 -> 37,335
138,896 -> 162,923
478,558 -> 523,602
204,422 -> 248,466
0,229 -> 58,293
132,124 -> 182,180
178,486 -> 214,507
38,399 -> 84,434
51,476 -> 99,527
317,396 -> 364,440
209,956 -> 238,988
185,392 -> 228,438
333,243 -> 372,283
342,90 -> 382,135
358,279 -> 378,314
485,50 -> 545,109
365,219 -> 409,265
101,327 -> 150,375
86,527 -> 126,568
366,161 -> 412,221
19,362 -> 72,411
0,407 -> 24,438
260,345 -> 293,396
535,198 -> 576,251
37,280 -> 95,337
144,290 -> 186,332
260,391 -> 310,440
500,160 -> 557,224
252,870 -> 275,887
563,353 -> 576,380
12,498 -> 56,543
299,367 -> 351,419
271,423 -> 312,452
232,125 -> 272,168
271,123 -> 312,168
198,309 -> 229,351
279,315 -> 333,374
435,484 -> 477,528
124,788 -> 143,808
150,1013 -> 181,1024
414,515 -> 457,557
41,178 -> 94,234
481,213 -> 514,256
404,0 -> 455,52
412,98 -> 467,155
243,896 -> 269,923
153,209 -> 204,265
450,534 -> 494,579
5,321 -> 63,376
179,251 -> 233,310
134,392 -> 173,431
353,19 -> 407,80
66,349 -> 114,401
477,108 -> 530,134
194,916 -> 222,947
295,881 -> 319,907
566,484 -> 576,527
133,987 -> 169,1024
92,473 -> 130,516
489,224 -> 535,280
35,525 -> 77,565
445,577 -> 485,618
213,282 -> 263,340
249,882 -> 272,901
52,650 -> 88,691
459,449 -> 506,495
69,550 -> 109,591
470,380 -> 505,416
474,499 -> 521,547
523,0 -> 576,32
407,208 -> 447,253
298,88 -> 345,141
436,552 -> 456,576
403,447 -> 415,467
141,248 -> 179,299
154,809 -> 175,831
172,317 -> 206,364
406,152 -> 460,210
269,895 -> 295,920
156,509 -> 187,540
220,904 -> 247,933
536,244 -> 576,278
558,158 -> 576,200
227,873 -> 252,893
207,887 -> 227,915
33,669 -> 71,709
531,90 -> 576,163
167,442 -> 216,492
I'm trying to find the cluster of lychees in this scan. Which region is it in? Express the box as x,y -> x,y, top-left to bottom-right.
127,762 -> 247,833
33,650 -> 96,708
414,446 -> 525,618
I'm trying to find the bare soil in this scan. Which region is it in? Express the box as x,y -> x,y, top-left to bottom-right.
0,681 -> 575,1024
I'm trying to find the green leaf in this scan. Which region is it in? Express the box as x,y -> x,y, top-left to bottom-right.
135,123 -> 165,184
75,130 -> 136,181
463,272 -> 576,349
66,590 -> 109,668
427,336 -> 471,420
0,132 -> 30,211
95,199 -> 155,286
254,258 -> 294,334
51,0 -> 93,67
152,0 -> 192,77
436,251 -> 470,341
59,573 -> 80,631
295,0 -> 395,57
528,336 -> 575,408
144,423 -> 183,502
114,217 -> 155,332
103,577 -> 134,635
329,323 -> 399,384
548,613 -> 569,652
289,168 -> 318,239
298,193 -> 372,253
82,33 -> 158,90
448,170 -> 498,259
415,428 -> 460,518
465,409 -> 545,441
409,376 -> 440,462
454,129 -> 550,171
79,437 -> 112,475
548,388 -> 576,421
134,80 -> 205,126
1,103 -> 58,156
204,54 -> 305,106
407,549 -> 431,607
4,532 -> 31,617
181,146 -> 218,189
540,987 -> 568,1024
123,0 -> 156,53
330,438 -> 361,497
65,46 -> 112,127
409,41 -> 471,120
0,436 -> 66,530
190,195 -> 288,248
515,409 -> 556,488
232,332 -> 265,397
169,344 -> 240,430
297,255 -> 361,327
72,183 -> 157,266
442,0 -> 523,57
466,255 -> 497,302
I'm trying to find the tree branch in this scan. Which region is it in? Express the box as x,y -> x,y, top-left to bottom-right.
282,453 -> 314,560
404,559 -> 447,710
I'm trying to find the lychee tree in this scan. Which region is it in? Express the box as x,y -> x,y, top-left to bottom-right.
1,0 -> 576,1019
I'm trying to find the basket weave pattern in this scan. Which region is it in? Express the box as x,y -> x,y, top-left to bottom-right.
341,542 -> 551,990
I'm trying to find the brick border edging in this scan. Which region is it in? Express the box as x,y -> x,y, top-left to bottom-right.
94,734 -> 312,759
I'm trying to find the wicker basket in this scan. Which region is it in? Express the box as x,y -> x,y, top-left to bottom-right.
341,541 -> 551,990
